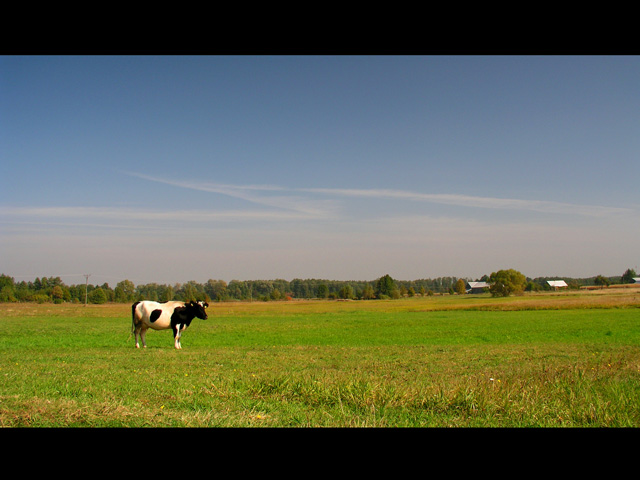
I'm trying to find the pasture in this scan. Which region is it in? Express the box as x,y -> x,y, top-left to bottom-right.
1,289 -> 639,427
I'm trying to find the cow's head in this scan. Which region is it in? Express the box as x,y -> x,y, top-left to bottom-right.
189,300 -> 209,320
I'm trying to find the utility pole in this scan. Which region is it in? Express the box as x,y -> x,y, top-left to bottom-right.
84,274 -> 91,306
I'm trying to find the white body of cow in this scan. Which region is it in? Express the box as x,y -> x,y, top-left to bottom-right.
131,300 -> 208,349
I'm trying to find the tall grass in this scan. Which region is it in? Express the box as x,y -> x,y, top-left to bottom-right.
1,292 -> 639,427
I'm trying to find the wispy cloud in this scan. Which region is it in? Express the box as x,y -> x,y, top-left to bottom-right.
0,205 -> 313,225
3,175 -> 632,235
126,172 -> 635,218
124,172 -> 337,219
298,187 -> 635,217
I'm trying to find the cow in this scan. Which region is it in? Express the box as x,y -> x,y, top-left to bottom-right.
131,300 -> 209,349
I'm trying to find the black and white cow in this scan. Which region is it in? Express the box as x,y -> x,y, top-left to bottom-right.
131,300 -> 209,349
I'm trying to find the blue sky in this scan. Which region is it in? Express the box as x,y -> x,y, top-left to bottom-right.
1,55 -> 638,285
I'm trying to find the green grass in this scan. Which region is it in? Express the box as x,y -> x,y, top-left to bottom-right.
1,293 -> 639,427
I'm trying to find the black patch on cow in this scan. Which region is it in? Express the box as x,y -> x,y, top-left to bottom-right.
170,306 -> 190,337
169,302 -> 207,336
170,306 -> 191,327
150,309 -> 162,323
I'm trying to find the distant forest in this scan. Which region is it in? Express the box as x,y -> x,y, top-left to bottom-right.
0,269 -> 637,304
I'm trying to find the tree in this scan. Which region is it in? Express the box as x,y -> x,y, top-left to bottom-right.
89,287 -> 107,304
455,278 -> 467,295
0,286 -> 16,302
51,285 -> 64,304
163,285 -> 174,302
621,268 -> 637,284
317,284 -> 329,299
115,279 -> 136,303
376,274 -> 399,299
594,275 -> 610,287
488,269 -> 527,297
270,288 -> 282,301
362,284 -> 375,300
181,282 -> 201,302
0,275 -> 16,302
338,284 -> 354,300
0,274 -> 14,290
204,279 -> 227,301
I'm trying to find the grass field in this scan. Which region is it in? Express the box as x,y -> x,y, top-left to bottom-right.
1,288 -> 639,427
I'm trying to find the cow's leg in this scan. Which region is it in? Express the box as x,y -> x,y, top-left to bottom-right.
174,324 -> 182,349
134,323 -> 142,348
140,326 -> 148,348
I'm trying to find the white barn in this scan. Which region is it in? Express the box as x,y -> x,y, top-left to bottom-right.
466,281 -> 490,294
547,280 -> 568,290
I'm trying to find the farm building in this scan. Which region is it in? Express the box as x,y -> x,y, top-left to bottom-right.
466,281 -> 490,294
547,280 -> 568,290
633,278 -> 640,284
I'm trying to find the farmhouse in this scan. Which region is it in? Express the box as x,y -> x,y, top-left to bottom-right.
466,281 -> 490,294
547,280 -> 568,290
633,278 -> 640,284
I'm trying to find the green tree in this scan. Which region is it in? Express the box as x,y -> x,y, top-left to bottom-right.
204,279 -> 227,302
338,284 -> 354,299
594,275 -> 610,287
455,278 -> 467,295
115,279 -> 136,303
489,269 -> 527,297
270,288 -> 282,301
163,285 -> 174,302
89,287 -> 107,304
100,283 -> 115,302
0,275 -> 16,302
51,285 -> 64,304
317,284 -> 329,299
376,274 -> 399,299
621,268 -> 637,284
0,274 -> 14,289
180,282 -> 200,302
361,284 -> 375,299
0,286 -> 16,302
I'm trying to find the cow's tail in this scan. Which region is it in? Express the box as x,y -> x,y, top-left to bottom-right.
130,301 -> 141,337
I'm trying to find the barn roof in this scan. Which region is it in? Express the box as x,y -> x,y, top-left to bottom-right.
467,281 -> 490,288
547,280 -> 568,287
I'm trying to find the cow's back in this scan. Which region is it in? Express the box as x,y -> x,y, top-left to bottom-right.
138,300 -> 184,330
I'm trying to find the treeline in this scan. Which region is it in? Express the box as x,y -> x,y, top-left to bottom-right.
0,269 -> 636,304
0,274 -> 461,304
